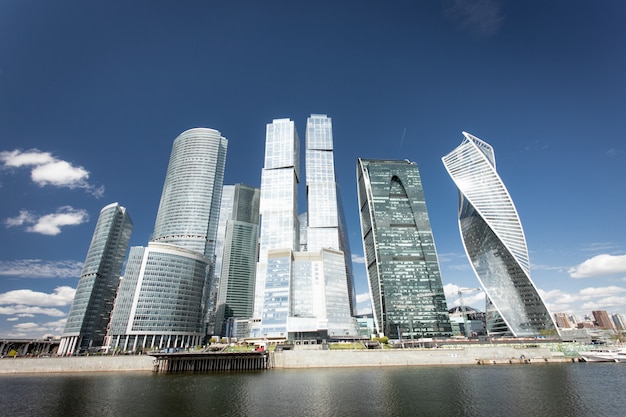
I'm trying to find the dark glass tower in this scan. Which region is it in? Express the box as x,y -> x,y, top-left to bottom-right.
357,159 -> 452,339
213,184 -> 260,336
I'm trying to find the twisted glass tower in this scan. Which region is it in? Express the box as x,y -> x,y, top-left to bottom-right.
442,132 -> 557,337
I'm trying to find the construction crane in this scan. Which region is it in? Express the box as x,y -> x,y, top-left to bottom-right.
457,287 -> 481,337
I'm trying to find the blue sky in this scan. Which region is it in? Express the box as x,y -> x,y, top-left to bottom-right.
1,1 -> 625,338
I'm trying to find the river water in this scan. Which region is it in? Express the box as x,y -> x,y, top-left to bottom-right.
2,363 -> 625,417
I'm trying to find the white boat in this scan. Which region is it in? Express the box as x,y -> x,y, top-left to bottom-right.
580,348 -> 618,362
612,349 -> 626,363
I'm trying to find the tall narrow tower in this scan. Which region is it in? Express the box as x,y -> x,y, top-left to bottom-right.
58,202 -> 132,355
253,119 -> 300,321
213,184 -> 260,337
442,132 -> 557,337
357,159 -> 452,339
108,128 -> 227,352
305,114 -> 356,316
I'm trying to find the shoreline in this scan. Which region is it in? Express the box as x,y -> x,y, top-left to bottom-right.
0,346 -> 579,374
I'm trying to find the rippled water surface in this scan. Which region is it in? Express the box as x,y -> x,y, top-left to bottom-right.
2,363 -> 625,417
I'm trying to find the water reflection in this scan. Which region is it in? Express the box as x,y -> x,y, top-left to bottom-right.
2,363 -> 625,417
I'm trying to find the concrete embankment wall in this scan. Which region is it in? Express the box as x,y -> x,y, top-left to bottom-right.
0,355 -> 154,374
0,347 -> 568,374
273,346 -> 560,369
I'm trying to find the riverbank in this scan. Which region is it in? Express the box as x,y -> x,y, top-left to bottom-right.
0,345 -> 576,374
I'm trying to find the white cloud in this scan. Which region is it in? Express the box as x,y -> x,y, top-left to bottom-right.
351,254 -> 366,264
0,286 -> 76,307
569,254 -> 626,278
31,160 -> 89,187
0,149 -> 55,167
356,292 -> 371,303
4,210 -> 36,227
579,286 -> 626,298
14,322 -> 39,330
355,291 -> 372,315
0,306 -> 66,317
5,206 -> 89,235
7,318 -> 67,339
7,317 -> 18,321
443,0 -> 505,37
0,148 -> 104,197
0,259 -> 83,278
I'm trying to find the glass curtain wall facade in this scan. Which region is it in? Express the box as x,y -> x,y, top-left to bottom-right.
58,203 -> 132,355
253,119 -> 300,321
107,128 -> 228,351
305,114 -> 356,316
214,184 -> 260,337
442,132 -> 557,337
357,159 -> 452,339
254,116 -> 358,340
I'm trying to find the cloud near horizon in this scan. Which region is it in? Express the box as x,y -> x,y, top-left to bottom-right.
0,286 -> 76,307
0,148 -> 104,197
4,206 -> 89,235
0,259 -> 83,278
568,254 -> 626,278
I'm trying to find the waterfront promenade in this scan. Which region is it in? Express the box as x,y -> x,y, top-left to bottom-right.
0,345 -> 573,374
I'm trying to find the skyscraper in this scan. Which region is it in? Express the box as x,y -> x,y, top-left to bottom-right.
442,132 -> 557,337
58,203 -> 132,355
305,114 -> 356,316
107,128 -> 227,351
253,119 -> 300,323
213,184 -> 260,337
357,159 -> 452,339
253,116 -> 358,340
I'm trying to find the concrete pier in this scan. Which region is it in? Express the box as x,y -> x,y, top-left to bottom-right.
0,346 -> 575,374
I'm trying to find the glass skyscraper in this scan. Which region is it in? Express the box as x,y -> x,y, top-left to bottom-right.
357,159 -> 452,339
305,114 -> 356,316
253,116 -> 358,340
253,119 -> 300,322
213,184 -> 260,337
107,128 -> 227,351
442,132 -> 557,337
58,202 -> 132,355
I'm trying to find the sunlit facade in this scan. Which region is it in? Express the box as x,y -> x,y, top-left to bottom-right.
58,203 -> 132,355
107,243 -> 209,351
151,128 -> 227,259
107,128 -> 227,350
305,114 -> 356,315
253,119 -> 300,322
442,132 -> 557,337
253,116 -> 358,340
357,159 -> 452,339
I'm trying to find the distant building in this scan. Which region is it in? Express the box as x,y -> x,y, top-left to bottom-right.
553,313 -> 574,329
448,306 -> 487,337
107,128 -> 227,351
356,159 -> 452,339
611,313 -> 626,331
592,310 -> 614,329
58,203 -> 132,355
442,132 -> 557,338
213,184 -> 260,336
